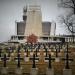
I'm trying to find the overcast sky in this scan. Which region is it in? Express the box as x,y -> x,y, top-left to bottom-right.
0,0 -> 70,42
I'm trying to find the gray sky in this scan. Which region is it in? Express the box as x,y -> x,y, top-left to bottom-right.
0,0 -> 70,42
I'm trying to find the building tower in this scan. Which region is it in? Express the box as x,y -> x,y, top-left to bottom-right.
23,6 -> 27,21
24,5 -> 43,37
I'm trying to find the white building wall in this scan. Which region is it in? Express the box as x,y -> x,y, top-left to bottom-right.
50,21 -> 56,36
15,21 -> 17,35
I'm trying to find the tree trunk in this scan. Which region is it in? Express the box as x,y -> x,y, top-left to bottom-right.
72,33 -> 74,43
71,23 -> 74,43
74,7 -> 75,14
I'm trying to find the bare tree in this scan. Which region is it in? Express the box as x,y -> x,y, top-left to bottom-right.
58,0 -> 75,43
59,14 -> 75,33
58,0 -> 75,14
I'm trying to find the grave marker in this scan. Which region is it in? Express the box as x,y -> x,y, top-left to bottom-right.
45,54 -> 55,68
30,54 -> 39,68
14,53 -> 23,68
1,54 -> 10,67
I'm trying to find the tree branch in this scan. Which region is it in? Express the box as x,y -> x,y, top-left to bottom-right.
71,0 -> 75,6
62,2 -> 74,8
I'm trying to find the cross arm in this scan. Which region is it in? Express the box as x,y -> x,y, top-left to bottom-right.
61,58 -> 73,61
1,57 -> 10,60
30,57 -> 39,60
14,57 -> 23,60
45,57 -> 55,60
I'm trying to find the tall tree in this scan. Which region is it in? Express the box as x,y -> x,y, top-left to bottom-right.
58,0 -> 75,43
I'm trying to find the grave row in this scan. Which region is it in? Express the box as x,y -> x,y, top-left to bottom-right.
0,43 -> 75,75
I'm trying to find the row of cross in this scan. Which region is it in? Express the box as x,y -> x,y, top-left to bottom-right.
0,42 -> 73,69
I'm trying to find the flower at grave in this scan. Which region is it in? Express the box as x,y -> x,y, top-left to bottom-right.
27,34 -> 38,44
58,52 -> 62,56
51,52 -> 54,56
24,53 -> 27,56
55,57 -> 60,62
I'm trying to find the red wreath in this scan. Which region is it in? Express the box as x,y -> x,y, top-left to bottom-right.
27,34 -> 38,44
